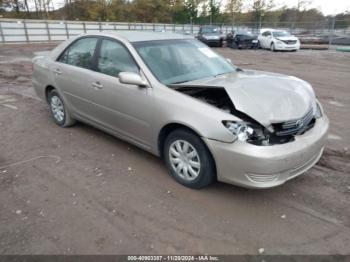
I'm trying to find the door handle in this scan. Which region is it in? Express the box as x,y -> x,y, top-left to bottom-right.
53,68 -> 62,75
91,81 -> 103,90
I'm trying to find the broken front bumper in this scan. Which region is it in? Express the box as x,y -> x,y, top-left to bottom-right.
275,42 -> 300,51
204,115 -> 329,189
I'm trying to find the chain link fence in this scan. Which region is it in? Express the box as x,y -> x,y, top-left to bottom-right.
0,18 -> 349,45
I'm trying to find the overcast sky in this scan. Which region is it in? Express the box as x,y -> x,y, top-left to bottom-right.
271,0 -> 349,15
52,0 -> 349,16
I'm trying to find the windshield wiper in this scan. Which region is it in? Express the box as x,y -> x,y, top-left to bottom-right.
214,69 -> 241,78
170,80 -> 188,85
214,72 -> 227,77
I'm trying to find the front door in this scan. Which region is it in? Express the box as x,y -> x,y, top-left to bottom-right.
86,38 -> 154,149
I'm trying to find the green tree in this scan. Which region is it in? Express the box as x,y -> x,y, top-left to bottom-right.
208,0 -> 220,24
184,0 -> 201,23
226,0 -> 242,25
250,0 -> 274,27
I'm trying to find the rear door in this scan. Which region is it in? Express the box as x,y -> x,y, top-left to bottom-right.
51,37 -> 98,118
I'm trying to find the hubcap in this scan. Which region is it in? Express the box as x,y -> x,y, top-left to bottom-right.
169,140 -> 201,181
50,95 -> 64,122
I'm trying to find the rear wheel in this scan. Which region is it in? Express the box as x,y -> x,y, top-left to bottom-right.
230,41 -> 238,49
48,89 -> 76,127
164,129 -> 216,189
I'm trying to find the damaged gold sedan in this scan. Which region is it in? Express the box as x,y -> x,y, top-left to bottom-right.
32,31 -> 329,189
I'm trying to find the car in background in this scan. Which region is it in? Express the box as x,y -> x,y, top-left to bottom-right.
175,29 -> 193,36
258,29 -> 300,51
226,30 -> 259,49
197,25 -> 223,47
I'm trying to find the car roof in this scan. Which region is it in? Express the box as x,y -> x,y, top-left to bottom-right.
260,28 -> 275,33
201,25 -> 220,28
260,28 -> 288,33
235,30 -> 253,34
91,30 -> 194,42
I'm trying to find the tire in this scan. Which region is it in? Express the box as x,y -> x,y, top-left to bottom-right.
230,42 -> 238,49
163,128 -> 216,189
48,89 -> 76,127
270,43 -> 276,52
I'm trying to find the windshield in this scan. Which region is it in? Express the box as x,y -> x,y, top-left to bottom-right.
273,31 -> 291,37
133,39 -> 236,85
201,27 -> 220,34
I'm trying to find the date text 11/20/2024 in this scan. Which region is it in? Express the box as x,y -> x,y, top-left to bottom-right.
127,255 -> 219,261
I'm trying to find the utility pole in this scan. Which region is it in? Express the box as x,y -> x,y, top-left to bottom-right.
190,16 -> 193,34
259,13 -> 265,31
210,0 -> 213,25
329,16 -> 336,48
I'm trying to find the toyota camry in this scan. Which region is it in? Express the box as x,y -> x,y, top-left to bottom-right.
32,31 -> 329,189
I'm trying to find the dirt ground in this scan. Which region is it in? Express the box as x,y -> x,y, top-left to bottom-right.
0,43 -> 349,255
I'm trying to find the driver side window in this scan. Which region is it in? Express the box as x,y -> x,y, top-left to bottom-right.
97,39 -> 139,77
58,37 -> 98,69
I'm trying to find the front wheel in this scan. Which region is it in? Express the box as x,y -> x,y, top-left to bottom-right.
164,129 -> 216,189
270,43 -> 276,52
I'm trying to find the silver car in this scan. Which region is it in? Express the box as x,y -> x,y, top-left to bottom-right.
32,31 -> 329,189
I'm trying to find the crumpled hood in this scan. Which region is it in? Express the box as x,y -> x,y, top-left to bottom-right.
181,70 -> 316,127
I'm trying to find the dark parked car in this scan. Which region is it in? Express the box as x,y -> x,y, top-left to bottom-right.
197,25 -> 224,47
226,30 -> 258,49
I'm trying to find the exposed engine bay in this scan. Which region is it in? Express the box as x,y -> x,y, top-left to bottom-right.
170,85 -> 316,146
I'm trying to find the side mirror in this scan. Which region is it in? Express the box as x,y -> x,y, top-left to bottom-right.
118,72 -> 148,87
226,58 -> 232,64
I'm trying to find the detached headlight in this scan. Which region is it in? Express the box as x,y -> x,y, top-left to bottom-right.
224,121 -> 255,142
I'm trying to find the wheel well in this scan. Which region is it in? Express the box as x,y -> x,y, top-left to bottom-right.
158,123 -> 217,179
158,124 -> 199,158
45,85 -> 55,102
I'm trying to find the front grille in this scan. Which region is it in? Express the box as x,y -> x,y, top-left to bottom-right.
274,108 -> 315,137
282,40 -> 297,45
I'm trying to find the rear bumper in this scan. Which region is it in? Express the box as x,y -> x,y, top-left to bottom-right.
201,39 -> 222,47
204,115 -> 329,189
236,41 -> 259,49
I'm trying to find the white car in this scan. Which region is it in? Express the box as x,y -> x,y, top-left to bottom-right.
258,29 -> 300,52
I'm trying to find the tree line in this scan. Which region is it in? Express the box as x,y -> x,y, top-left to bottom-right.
1,0 -> 349,27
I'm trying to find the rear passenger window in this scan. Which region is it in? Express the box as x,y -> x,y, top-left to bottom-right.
58,37 -> 98,69
97,39 -> 139,77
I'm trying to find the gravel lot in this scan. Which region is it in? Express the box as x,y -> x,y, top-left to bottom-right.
0,44 -> 349,255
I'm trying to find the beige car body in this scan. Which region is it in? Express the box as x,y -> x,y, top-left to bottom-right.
32,31 -> 329,188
